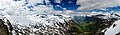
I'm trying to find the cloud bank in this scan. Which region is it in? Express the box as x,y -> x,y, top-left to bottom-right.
0,0 -> 120,12
77,0 -> 120,10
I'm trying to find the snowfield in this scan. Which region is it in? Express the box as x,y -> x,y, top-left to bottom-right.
2,14 -> 71,35
105,20 -> 120,35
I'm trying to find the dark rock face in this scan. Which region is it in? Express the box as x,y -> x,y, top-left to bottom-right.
116,32 -> 120,35
0,19 -> 8,35
0,19 -> 12,35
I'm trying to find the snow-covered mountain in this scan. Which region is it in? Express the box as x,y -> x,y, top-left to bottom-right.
0,13 -> 71,35
0,0 -> 120,35
0,11 -> 119,35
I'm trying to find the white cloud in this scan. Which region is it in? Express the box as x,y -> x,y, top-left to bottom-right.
77,0 -> 120,10
54,0 -> 61,3
0,0 -> 54,15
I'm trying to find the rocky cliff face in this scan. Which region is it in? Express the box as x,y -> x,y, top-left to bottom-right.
0,19 -> 9,35
0,18 -> 12,35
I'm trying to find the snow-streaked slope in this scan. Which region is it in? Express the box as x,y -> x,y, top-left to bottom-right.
105,20 -> 120,35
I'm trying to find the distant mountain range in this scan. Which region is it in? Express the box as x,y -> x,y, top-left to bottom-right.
0,12 -> 119,35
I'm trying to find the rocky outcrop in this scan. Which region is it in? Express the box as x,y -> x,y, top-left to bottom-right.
0,18 -> 13,35
116,32 -> 120,35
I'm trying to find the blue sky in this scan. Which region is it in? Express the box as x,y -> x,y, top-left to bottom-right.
20,0 -> 120,12
2,0 -> 120,12
49,0 -> 80,11
48,0 -> 120,12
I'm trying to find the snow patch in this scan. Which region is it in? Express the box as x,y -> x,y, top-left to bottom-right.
105,20 -> 120,35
